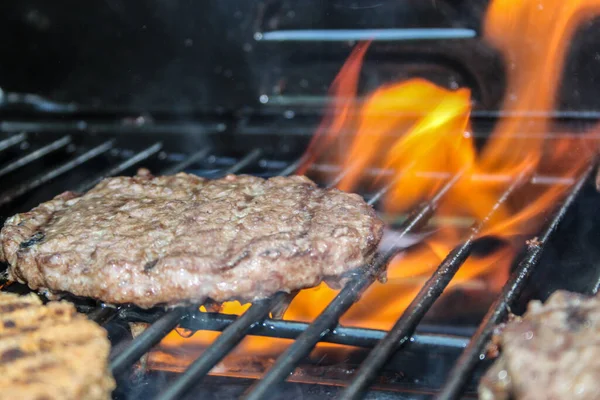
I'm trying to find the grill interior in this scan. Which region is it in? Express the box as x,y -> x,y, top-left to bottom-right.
0,124 -> 598,400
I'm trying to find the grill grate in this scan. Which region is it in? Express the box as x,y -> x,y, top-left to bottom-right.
435,161 -> 596,400
0,129 -> 595,399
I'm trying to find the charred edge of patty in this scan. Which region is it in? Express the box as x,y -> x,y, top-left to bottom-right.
0,191 -> 81,264
19,232 -> 46,249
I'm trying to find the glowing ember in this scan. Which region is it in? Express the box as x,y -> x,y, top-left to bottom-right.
153,0 -> 600,371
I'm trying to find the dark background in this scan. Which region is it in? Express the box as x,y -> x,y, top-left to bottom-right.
0,0 -> 509,116
0,0 -> 598,117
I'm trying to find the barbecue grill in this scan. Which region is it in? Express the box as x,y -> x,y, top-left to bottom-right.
2,1 -> 600,399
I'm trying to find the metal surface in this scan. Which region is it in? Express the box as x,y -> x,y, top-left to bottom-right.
0,135 -> 71,178
221,148 -> 262,175
88,305 -> 120,325
170,310 -> 473,349
160,148 -> 213,176
110,307 -> 189,376
257,28 -> 477,42
436,160 -> 597,400
76,142 -> 163,192
0,140 -> 114,206
157,294 -> 286,400
0,132 -> 27,152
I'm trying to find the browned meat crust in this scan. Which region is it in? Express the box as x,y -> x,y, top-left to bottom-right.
479,290 -> 600,400
0,292 -> 114,400
0,172 -> 384,308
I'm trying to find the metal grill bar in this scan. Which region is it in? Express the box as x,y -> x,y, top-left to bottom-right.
76,142 -> 163,193
0,140 -> 114,207
0,135 -> 71,178
436,159 -> 597,400
340,167 -> 532,399
167,311 -> 472,349
326,166 -> 356,188
156,294 -> 287,400
111,307 -> 189,376
589,274 -> 600,296
0,132 -> 27,153
160,148 -> 213,175
88,305 -> 119,325
243,172 -> 462,400
221,149 -> 262,175
311,164 -> 577,186
278,154 -> 309,177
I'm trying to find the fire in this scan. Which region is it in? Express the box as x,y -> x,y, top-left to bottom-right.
153,0 -> 600,371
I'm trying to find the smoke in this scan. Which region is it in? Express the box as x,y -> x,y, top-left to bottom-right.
377,229 -> 434,253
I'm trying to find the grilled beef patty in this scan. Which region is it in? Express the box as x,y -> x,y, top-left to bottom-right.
0,292 -> 114,400
0,171 -> 384,308
479,290 -> 600,400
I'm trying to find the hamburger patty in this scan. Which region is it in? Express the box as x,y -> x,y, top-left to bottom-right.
479,290 -> 600,400
0,292 -> 114,400
0,171 -> 384,308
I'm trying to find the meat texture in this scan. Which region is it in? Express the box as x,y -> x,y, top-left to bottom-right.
479,290 -> 600,400
0,172 -> 384,308
0,292 -> 114,400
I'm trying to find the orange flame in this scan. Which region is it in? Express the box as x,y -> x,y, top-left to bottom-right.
153,0 -> 600,372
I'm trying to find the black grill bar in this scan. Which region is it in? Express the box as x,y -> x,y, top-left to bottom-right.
278,154 -> 309,177
88,305 -> 119,325
110,307 -> 189,376
435,159 -> 597,400
588,273 -> 600,296
171,311 -> 472,349
0,132 -> 27,153
326,165 -> 356,188
243,172 -> 462,400
156,294 -> 287,400
75,142 -> 163,193
366,171 -> 410,206
0,140 -> 115,207
311,163 -> 578,186
221,148 -> 262,175
160,148 -> 213,175
340,167 -> 532,399
0,135 -> 72,179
